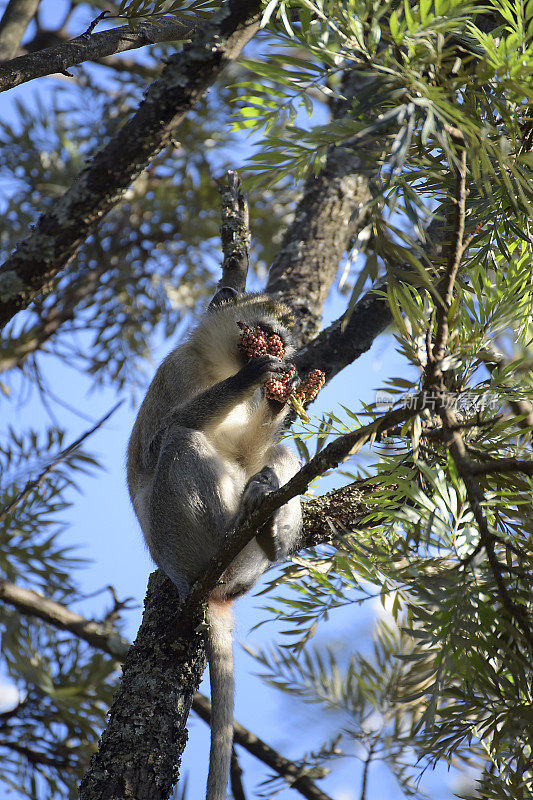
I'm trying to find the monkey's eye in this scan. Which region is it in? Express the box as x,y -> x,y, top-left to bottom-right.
259,323 -> 285,344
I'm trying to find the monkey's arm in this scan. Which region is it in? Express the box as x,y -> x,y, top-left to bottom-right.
145,355 -> 286,469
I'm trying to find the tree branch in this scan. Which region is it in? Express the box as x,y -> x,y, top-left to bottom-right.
230,747 -> 247,800
291,204 -> 450,385
0,0 -> 262,330
266,144 -> 373,345
431,145 -> 468,370
0,17 -> 197,92
216,170 -> 250,292
180,401 -> 420,623
359,739 -> 376,800
294,281 -> 392,382
467,458 -> 533,477
0,0 -> 39,61
0,580 -> 130,660
265,71 -> 378,346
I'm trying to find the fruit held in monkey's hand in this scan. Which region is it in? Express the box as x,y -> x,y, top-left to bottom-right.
238,322 -> 268,357
265,365 -> 326,421
298,369 -> 326,403
238,322 -> 285,360
264,365 -> 296,402
266,332 -> 284,359
289,369 -> 326,421
237,322 -> 325,415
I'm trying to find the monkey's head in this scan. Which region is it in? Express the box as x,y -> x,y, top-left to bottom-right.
207,288 -> 296,361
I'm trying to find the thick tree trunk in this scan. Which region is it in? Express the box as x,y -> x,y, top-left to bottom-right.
266,146 -> 372,343
79,572 -> 206,800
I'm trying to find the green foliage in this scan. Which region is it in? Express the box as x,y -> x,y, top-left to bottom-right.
117,0 -> 220,23
250,623 -> 434,797
0,615 -> 118,800
0,428 -> 96,593
237,5 -> 533,794
233,0 -> 532,216
0,427 -> 119,799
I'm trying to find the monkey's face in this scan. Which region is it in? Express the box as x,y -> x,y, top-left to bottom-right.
199,291 -> 296,372
237,320 -> 286,361
239,312 -> 297,361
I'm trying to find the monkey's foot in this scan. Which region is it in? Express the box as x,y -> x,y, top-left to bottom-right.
241,466 -> 280,511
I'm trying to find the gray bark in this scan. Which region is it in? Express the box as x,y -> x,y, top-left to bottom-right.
0,0 -> 38,60
217,170 -> 250,292
266,146 -> 372,345
0,17 -> 197,92
79,571 -> 205,800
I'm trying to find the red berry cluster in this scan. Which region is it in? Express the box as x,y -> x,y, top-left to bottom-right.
237,322 -> 285,360
265,366 -> 325,408
294,369 -> 326,404
237,321 -> 325,414
264,365 -> 296,402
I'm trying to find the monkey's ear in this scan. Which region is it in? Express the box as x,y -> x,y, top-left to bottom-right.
209,286 -> 238,310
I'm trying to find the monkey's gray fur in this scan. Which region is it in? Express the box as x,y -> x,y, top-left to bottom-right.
127,289 -> 302,800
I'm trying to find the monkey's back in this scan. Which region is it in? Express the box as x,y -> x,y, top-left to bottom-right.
126,344 -> 201,495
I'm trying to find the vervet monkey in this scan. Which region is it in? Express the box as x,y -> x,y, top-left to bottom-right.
127,288 -> 303,800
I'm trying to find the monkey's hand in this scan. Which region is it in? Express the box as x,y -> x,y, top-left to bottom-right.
235,467 -> 282,561
264,362 -> 298,404
238,354 -> 287,388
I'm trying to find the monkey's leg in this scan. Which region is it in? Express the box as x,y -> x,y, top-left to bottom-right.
251,444 -> 303,562
148,426 -> 243,599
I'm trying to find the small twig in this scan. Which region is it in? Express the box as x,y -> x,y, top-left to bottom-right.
83,9 -> 110,37
360,740 -> 376,800
230,748 -> 247,800
0,401 -> 122,524
431,146 -> 468,369
216,170 -> 250,293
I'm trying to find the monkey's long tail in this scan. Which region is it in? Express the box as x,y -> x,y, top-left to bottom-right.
205,600 -> 235,800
